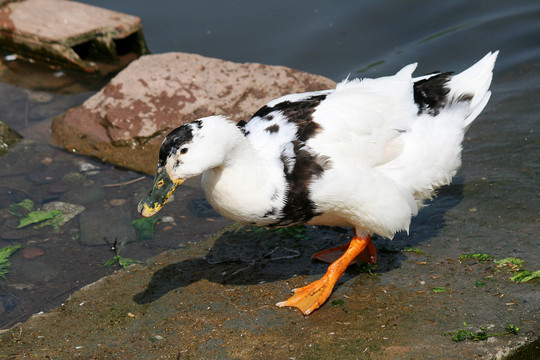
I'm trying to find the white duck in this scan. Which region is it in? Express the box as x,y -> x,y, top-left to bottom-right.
138,51 -> 498,315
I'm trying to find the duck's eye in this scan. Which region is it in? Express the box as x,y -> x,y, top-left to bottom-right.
180,148 -> 188,154
156,179 -> 164,189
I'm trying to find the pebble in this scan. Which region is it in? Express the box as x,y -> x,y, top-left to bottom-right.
62,172 -> 84,182
78,162 -> 100,176
22,247 -> 44,259
27,173 -> 54,185
161,216 -> 175,223
27,91 -> 54,104
110,199 -> 127,207
9,283 -> 35,291
41,157 -> 53,165
48,183 -> 69,194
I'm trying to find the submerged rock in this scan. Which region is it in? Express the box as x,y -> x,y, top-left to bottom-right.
52,52 -> 336,174
0,0 -> 149,73
0,120 -> 22,155
79,208 -> 136,246
22,247 -> 45,259
42,201 -> 85,227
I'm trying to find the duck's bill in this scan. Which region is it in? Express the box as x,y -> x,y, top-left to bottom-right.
138,168 -> 184,217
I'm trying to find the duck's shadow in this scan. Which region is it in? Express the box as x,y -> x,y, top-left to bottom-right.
134,181 -> 464,305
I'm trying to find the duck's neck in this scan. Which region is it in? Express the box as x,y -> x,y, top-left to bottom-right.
201,123 -> 284,225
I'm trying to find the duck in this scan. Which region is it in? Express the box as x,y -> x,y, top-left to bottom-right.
138,51 -> 498,315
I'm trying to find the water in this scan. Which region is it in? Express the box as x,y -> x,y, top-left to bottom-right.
1,1 -> 539,329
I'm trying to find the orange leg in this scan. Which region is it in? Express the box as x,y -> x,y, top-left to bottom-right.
276,231 -> 371,315
312,235 -> 377,265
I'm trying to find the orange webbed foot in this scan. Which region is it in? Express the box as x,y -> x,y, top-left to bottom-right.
276,276 -> 334,315
277,231 -> 371,315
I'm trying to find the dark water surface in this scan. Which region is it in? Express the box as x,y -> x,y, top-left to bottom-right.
0,1 -> 538,329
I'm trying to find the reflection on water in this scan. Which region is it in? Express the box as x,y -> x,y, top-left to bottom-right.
1,0 -> 539,329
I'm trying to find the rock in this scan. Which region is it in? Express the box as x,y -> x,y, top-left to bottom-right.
48,182 -> 69,194
109,199 -> 126,207
79,208 -> 136,246
12,259 -> 57,283
52,53 -> 336,174
22,247 -> 44,259
160,216 -> 174,223
27,172 -> 55,185
77,161 -> 100,176
0,294 -> 19,317
41,157 -> 53,165
26,90 -> 53,104
0,120 -> 22,155
61,186 -> 104,206
42,201 -> 85,226
8,283 -> 35,291
0,0 -> 149,73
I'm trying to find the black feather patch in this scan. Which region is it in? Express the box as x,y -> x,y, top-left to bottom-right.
413,72 -> 453,116
249,94 -> 331,226
265,124 -> 280,133
236,120 -> 249,136
252,95 -> 331,226
252,94 -> 327,140
158,123 -> 195,167
456,93 -> 474,102
192,120 -> 203,129
271,142 -> 331,227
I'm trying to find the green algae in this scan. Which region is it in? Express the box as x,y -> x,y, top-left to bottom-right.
510,270 -> 540,283
459,253 -> 494,262
9,199 -> 34,217
459,252 -> 539,283
495,257 -> 524,270
0,244 -> 22,279
432,287 -> 448,293
9,199 -> 64,229
445,323 -> 519,342
103,254 -> 141,268
18,209 -> 63,229
132,216 -> 160,240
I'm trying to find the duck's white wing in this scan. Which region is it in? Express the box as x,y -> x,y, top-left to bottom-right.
308,64 -> 419,169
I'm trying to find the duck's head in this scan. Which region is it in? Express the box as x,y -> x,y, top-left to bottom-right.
137,116 -> 234,217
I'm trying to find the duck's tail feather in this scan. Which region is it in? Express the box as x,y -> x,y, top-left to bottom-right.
448,51 -> 498,128
412,51 -> 498,129
381,52 -> 498,204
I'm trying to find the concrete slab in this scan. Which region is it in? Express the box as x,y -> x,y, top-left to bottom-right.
0,221 -> 537,359
0,0 -> 149,73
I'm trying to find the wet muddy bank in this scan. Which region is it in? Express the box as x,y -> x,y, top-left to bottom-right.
1,222 -> 538,359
